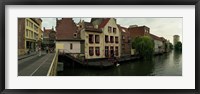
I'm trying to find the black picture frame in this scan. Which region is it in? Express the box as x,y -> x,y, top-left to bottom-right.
0,0 -> 199,94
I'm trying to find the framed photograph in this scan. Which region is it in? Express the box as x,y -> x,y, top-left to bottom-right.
1,0 -> 199,94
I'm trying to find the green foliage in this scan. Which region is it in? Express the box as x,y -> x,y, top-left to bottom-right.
132,36 -> 154,59
174,41 -> 182,51
169,43 -> 173,50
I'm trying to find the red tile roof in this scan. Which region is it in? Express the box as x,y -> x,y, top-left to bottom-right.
98,18 -> 110,28
56,18 -> 79,40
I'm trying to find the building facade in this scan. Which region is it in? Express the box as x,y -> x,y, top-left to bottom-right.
150,34 -> 165,54
78,20 -> 103,59
118,25 -> 131,57
128,25 -> 150,55
18,18 -> 42,56
78,18 -> 121,59
56,18 -> 84,54
43,27 -> 56,51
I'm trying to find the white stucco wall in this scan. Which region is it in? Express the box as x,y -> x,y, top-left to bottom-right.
56,41 -> 81,53
154,40 -> 163,53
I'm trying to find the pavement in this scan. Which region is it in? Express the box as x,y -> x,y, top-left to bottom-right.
18,52 -> 37,60
18,51 -> 55,76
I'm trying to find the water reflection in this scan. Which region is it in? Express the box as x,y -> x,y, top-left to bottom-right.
58,50 -> 182,76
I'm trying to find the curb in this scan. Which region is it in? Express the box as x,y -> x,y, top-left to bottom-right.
18,53 -> 37,60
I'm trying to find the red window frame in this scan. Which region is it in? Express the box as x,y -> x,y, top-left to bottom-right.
89,47 -> 94,56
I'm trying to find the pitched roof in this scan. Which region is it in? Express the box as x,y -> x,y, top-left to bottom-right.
117,25 -> 128,33
98,18 -> 110,28
150,34 -> 163,41
56,18 -> 79,40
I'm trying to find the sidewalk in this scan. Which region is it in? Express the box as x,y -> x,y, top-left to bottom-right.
18,52 -> 38,60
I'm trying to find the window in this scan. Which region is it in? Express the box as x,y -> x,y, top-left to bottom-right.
95,35 -> 100,43
115,36 -> 118,43
34,33 -> 37,39
108,26 -> 112,32
115,46 -> 119,56
113,28 -> 116,33
95,47 -> 100,56
34,25 -> 37,31
26,29 -> 28,37
89,47 -> 94,56
74,33 -> 77,38
105,46 -> 109,57
89,34 -> 94,43
110,46 -> 114,57
110,36 -> 114,43
105,35 -> 109,43
26,20 -> 28,26
30,23 -> 33,29
70,43 -> 73,50
31,32 -> 34,38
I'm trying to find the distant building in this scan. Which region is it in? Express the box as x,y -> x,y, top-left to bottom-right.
18,18 -> 42,56
56,18 -> 84,54
43,27 -> 56,50
117,25 -> 131,57
150,34 -> 165,54
173,35 -> 180,45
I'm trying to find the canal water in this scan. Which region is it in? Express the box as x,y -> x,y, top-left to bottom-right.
57,50 -> 182,76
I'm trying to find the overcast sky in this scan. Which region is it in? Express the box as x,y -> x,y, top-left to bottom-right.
41,18 -> 182,43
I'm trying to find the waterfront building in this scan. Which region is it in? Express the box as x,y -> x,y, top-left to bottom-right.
128,25 -> 150,55
78,18 -> 121,59
173,35 -> 180,45
56,18 -> 84,54
117,25 -> 131,57
18,18 -> 42,56
43,27 -> 56,51
150,34 -> 165,54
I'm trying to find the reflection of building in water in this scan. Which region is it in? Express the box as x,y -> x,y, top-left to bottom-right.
173,35 -> 180,45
